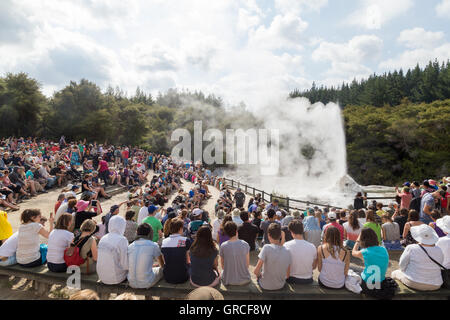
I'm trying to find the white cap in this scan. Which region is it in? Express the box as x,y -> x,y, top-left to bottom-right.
328,212 -> 337,220
192,208 -> 203,217
276,211 -> 282,217
410,224 -> 439,245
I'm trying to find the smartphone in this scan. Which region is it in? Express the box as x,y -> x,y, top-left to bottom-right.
91,200 -> 98,206
1,195 -> 6,200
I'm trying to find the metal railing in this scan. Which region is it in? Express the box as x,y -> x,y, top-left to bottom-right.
221,177 -> 343,211
219,178 -> 397,211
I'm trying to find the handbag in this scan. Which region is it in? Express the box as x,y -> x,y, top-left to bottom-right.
419,245 -> 449,289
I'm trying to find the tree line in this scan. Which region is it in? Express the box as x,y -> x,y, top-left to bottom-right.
0,70 -> 448,186
290,59 -> 450,107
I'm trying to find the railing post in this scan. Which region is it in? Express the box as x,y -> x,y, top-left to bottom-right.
231,180 -> 234,188
286,197 -> 290,210
253,187 -> 255,197
245,184 -> 247,193
270,194 -> 273,203
262,191 -> 265,202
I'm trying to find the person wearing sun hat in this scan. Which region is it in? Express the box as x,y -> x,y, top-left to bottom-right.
391,224 -> 444,291
436,216 -> 450,269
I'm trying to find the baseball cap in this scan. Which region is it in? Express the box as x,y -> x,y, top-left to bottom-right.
110,205 -> 120,213
72,185 -> 80,191
276,211 -> 282,217
192,208 -> 203,217
328,212 -> 337,220
148,205 -> 158,214
403,182 -> 411,187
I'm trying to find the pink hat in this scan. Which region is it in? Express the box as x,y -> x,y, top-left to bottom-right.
76,200 -> 90,212
429,180 -> 437,186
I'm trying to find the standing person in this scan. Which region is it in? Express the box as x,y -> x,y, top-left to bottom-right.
121,148 -> 129,168
254,223 -> 291,291
127,223 -> 164,289
391,225 -> 444,291
420,191 -> 444,225
237,211 -> 259,251
17,209 -> 54,267
343,210 -> 362,250
396,186 -> 412,210
317,226 -> 350,290
97,216 -> 128,285
189,226 -> 220,287
220,222 -> 251,286
234,188 -> 246,209
161,219 -> 192,284
47,214 -> 74,273
354,192 -> 366,210
381,214 -> 402,250
97,157 -> 110,186
284,220 -> 317,284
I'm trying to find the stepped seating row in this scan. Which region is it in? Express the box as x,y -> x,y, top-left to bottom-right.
0,263 -> 448,300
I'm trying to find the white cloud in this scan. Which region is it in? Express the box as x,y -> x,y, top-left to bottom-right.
398,28 -> 445,49
379,43 -> 450,71
312,35 -> 383,78
274,0 -> 328,14
347,0 -> 414,29
436,0 -> 450,17
249,14 -> 308,50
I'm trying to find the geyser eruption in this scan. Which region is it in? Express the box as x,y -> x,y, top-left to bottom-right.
221,97 -> 362,208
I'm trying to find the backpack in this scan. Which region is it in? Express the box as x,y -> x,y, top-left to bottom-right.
64,237 -> 88,267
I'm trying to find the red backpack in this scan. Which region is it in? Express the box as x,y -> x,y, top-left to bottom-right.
64,238 -> 87,266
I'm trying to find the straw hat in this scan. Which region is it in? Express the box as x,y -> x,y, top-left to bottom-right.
410,224 -> 439,245
436,216 -> 450,234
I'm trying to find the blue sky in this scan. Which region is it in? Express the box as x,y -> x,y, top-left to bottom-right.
1,0 -> 450,108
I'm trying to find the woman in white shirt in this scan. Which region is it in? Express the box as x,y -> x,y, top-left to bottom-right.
17,209 -> 54,268
47,214 -> 74,272
391,224 -> 444,291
